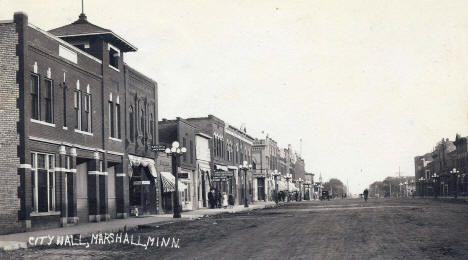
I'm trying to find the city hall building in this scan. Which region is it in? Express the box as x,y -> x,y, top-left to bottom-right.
0,12 -> 158,234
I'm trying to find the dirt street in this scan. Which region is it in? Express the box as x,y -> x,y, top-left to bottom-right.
2,198 -> 468,259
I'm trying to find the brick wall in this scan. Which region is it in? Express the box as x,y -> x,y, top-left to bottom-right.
0,22 -> 22,234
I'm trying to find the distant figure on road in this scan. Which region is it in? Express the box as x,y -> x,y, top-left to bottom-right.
363,189 -> 369,202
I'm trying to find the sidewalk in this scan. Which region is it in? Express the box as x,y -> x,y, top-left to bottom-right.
0,201 -> 275,251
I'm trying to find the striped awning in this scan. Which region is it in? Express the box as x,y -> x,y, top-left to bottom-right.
277,180 -> 289,191
160,171 -> 188,193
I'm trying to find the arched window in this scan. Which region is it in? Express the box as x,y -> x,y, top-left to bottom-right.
149,113 -> 154,140
140,109 -> 145,136
129,106 -> 134,142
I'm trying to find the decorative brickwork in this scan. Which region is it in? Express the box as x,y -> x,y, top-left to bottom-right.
0,22 -> 22,234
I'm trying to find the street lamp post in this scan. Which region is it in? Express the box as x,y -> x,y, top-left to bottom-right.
431,173 -> 438,198
165,141 -> 187,219
285,173 -> 292,202
239,160 -> 252,208
450,168 -> 460,198
272,170 -> 281,205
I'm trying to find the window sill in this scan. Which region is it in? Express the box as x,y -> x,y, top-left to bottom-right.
30,119 -> 55,127
63,126 -> 68,130
109,137 -> 122,142
109,65 -> 120,72
30,211 -> 60,217
74,129 -> 93,136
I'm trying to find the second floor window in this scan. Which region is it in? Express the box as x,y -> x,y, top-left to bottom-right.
44,79 -> 53,123
31,74 -> 40,120
183,137 -> 187,162
140,109 -> 145,137
116,103 -> 121,139
74,89 -> 92,133
129,106 -> 135,142
109,101 -> 115,137
62,84 -> 67,127
74,90 -> 81,129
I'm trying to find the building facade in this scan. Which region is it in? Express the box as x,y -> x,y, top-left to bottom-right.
0,12 -> 158,234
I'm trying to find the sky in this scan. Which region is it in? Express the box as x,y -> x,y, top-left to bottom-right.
3,0 -> 468,194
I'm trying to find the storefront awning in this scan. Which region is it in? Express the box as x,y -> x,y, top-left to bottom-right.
277,180 -> 289,191
128,154 -> 157,178
160,171 -> 188,193
198,161 -> 211,172
215,164 -> 228,171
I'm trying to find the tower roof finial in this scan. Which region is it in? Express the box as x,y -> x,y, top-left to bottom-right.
78,0 -> 87,22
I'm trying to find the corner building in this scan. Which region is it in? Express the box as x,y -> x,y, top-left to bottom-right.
0,12 -> 158,234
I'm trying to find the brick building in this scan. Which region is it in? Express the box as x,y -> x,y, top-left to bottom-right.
0,12 -> 158,234
185,115 -> 254,206
252,135 -> 279,201
159,118 -> 198,211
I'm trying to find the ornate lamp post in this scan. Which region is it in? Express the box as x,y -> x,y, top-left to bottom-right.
285,173 -> 292,202
450,168 -> 460,198
239,160 -> 252,208
165,141 -> 187,218
297,178 -> 303,201
431,173 -> 438,198
272,170 -> 281,204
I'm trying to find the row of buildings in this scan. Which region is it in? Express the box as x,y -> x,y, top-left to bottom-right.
0,12 -> 313,234
414,135 -> 468,197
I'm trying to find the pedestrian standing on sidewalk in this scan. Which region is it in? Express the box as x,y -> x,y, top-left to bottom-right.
208,188 -> 216,209
222,192 -> 228,208
216,190 -> 222,208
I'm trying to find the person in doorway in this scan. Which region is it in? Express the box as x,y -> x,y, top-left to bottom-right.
208,188 -> 216,209
222,192 -> 228,209
215,190 -> 222,208
363,188 -> 369,202
228,194 -> 235,208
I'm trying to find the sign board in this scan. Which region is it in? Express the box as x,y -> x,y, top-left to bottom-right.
178,172 -> 189,178
133,180 -> 151,185
151,144 -> 167,152
253,173 -> 266,177
212,177 -> 228,181
212,171 -> 233,177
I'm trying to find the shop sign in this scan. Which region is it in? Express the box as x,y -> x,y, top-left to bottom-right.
133,180 -> 150,185
212,177 -> 228,181
151,144 -> 167,152
253,172 -> 266,177
212,170 -> 233,177
178,172 -> 189,178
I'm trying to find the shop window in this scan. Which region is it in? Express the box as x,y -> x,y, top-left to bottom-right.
31,74 -> 40,120
44,79 -> 53,123
31,152 -> 55,213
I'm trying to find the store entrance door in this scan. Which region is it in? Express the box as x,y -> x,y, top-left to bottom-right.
257,178 -> 265,201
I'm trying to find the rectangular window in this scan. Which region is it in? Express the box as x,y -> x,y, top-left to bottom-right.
109,101 -> 115,138
44,79 -> 53,123
82,93 -> 90,132
62,85 -> 67,127
74,90 -> 81,129
31,152 -> 55,213
31,74 -> 40,120
108,44 -> 120,69
116,103 -> 121,139
190,140 -> 194,164
183,137 -> 187,162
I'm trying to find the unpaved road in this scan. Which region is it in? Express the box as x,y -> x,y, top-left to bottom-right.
2,198 -> 468,259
